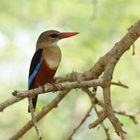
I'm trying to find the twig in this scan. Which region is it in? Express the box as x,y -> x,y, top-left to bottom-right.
132,44 -> 135,55
82,88 -> 103,107
114,110 -> 139,124
67,104 -> 93,140
8,90 -> 69,140
111,81 -> 128,89
101,124 -> 111,140
94,107 -> 111,140
89,113 -> 106,128
82,87 -> 111,140
28,97 -> 42,140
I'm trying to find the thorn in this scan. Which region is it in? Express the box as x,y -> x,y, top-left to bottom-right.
12,90 -> 18,96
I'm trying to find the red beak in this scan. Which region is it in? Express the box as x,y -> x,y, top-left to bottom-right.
59,32 -> 79,39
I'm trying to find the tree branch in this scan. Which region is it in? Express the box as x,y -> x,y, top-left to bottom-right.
8,90 -> 69,140
12,79 -> 103,98
0,96 -> 23,112
67,104 -> 93,140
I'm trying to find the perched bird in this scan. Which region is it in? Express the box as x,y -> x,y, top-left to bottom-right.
28,30 -> 79,112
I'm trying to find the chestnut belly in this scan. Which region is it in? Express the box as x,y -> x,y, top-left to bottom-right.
30,59 -> 57,89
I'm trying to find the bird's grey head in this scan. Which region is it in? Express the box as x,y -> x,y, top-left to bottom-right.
36,30 -> 60,49
36,30 -> 79,49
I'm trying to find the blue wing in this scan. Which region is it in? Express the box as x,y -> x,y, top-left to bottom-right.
28,49 -> 43,89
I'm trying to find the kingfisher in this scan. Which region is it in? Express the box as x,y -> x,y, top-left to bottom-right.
28,30 -> 79,112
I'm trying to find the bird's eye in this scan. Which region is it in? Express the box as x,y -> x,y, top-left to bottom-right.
49,34 -> 59,38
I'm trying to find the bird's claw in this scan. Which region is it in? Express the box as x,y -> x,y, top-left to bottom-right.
50,82 -> 63,91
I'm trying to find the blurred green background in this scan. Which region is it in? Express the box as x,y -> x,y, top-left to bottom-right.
0,0 -> 140,140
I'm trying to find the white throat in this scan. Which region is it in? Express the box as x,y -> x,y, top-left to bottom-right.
47,41 -> 58,47
43,46 -> 62,69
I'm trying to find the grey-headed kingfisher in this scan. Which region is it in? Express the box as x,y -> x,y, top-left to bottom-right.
28,30 -> 79,112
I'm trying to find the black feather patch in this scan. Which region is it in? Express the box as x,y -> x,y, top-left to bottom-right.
28,49 -> 43,89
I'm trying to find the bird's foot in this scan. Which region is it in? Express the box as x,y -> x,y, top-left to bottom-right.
50,81 -> 64,91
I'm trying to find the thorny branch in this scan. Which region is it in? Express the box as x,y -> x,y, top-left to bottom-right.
1,19 -> 140,139
12,79 -> 103,98
67,104 -> 94,140
8,90 -> 69,140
